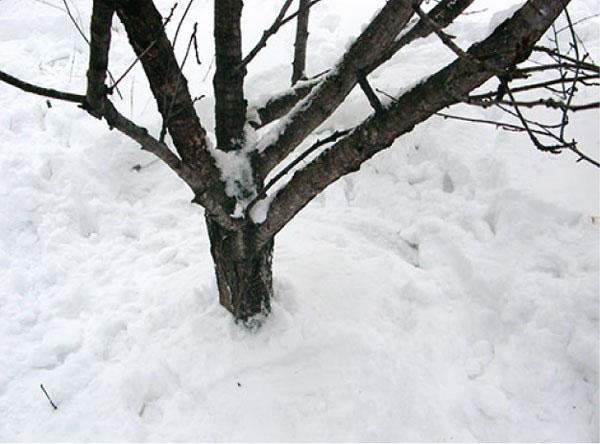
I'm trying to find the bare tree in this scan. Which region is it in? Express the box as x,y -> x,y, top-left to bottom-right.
0,0 -> 598,325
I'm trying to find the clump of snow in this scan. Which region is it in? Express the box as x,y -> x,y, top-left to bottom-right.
248,194 -> 275,224
208,139 -> 256,208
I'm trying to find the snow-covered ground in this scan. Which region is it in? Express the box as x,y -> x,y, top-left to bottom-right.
0,0 -> 598,441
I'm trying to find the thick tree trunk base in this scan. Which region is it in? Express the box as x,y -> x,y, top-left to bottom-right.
206,217 -> 274,325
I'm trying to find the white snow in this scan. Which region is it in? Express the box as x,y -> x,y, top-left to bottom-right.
0,0 -> 598,441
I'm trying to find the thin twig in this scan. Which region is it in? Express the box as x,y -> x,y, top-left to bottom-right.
236,0 -> 295,74
236,0 -> 324,74
40,384 -> 58,410
172,0 -> 195,49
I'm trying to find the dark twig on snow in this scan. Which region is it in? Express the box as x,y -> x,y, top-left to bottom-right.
40,384 -> 58,410
236,0 -> 324,74
236,0 -> 295,74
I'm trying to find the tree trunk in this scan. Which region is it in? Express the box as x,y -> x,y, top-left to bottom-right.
205,217 -> 274,323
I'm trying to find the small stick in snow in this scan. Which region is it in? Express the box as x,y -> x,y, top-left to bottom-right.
40,384 -> 58,410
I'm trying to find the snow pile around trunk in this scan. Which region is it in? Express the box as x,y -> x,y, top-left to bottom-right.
0,0 -> 598,441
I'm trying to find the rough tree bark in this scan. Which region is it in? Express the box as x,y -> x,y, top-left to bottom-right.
206,222 -> 274,320
0,0 -> 590,325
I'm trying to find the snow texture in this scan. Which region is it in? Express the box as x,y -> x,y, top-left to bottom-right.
0,0 -> 598,441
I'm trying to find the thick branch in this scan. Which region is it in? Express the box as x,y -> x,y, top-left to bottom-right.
86,0 -> 114,112
62,0 -> 123,99
115,0 -> 234,216
255,0 -> 569,245
213,0 -> 246,151
292,0 -> 310,84
255,0 -> 421,181
253,0 -> 474,130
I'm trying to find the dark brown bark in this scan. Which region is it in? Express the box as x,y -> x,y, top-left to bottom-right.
253,0 -> 474,130
291,0 -> 310,84
213,0 -> 246,151
206,218 -> 274,322
255,0 -> 420,181
255,0 -> 570,246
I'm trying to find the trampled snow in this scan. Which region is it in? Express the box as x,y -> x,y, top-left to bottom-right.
0,0 -> 598,441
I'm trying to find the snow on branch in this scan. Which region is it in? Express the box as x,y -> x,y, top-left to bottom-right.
253,0 -> 421,182
253,0 -> 576,246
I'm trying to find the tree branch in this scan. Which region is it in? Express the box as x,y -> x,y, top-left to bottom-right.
254,0 -> 421,182
0,70 -> 85,103
255,0 -> 570,246
252,0 -> 474,130
115,0 -> 235,217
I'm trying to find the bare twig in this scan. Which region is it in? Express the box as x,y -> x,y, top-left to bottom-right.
236,0 -> 295,74
172,0 -> 195,49
40,384 -> 58,410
